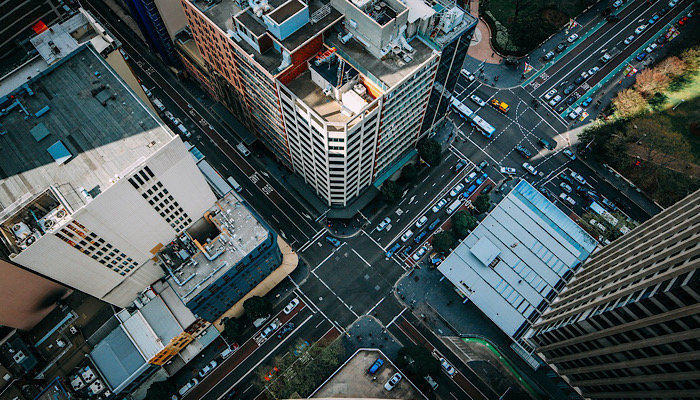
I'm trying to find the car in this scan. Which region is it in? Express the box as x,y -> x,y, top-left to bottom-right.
556,43 -> 567,52
522,162 -> 537,175
478,160 -> 488,170
570,171 -> 587,185
563,84 -> 575,95
178,378 -> 199,396
587,66 -> 600,76
659,7 -> 669,15
648,14 -> 660,24
440,358 -> 456,376
566,95 -> 578,106
263,367 -> 279,381
198,360 -> 218,378
624,35 -> 635,45
567,33 -> 579,43
415,216 -> 428,228
574,75 -> 585,85
292,341 -> 309,356
428,218 -> 441,231
549,95 -> 562,106
454,160 -> 466,171
599,53 -> 611,64
326,236 -> 341,247
607,14 -> 620,22
634,25 -> 646,34
568,106 -> 583,120
261,321 -> 280,338
645,43 -> 657,53
469,94 -> 486,107
612,0 -> 623,8
450,183 -> 465,197
544,89 -> 557,100
560,182 -> 573,193
283,298 -> 300,314
538,137 -> 557,150
460,69 -> 475,81
432,199 -> 448,213
601,197 -> 619,211
559,193 -> 576,206
581,97 -> 593,107
590,219 -> 607,232
412,246 -> 428,261
636,52 -> 647,61
563,149 -> 576,160
368,358 -> 384,374
678,16 -> 689,25
401,230 -> 414,242
668,0 -> 678,6
414,231 -> 428,244
583,190 -> 600,200
515,145 -> 532,159
276,322 -> 295,338
465,171 -> 478,183
657,35 -> 667,44
500,166 -> 517,175
377,217 -> 391,231
385,243 -> 401,258
384,373 -> 403,391
543,50 -> 555,60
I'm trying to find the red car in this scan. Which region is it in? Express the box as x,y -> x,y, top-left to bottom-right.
678,16 -> 689,25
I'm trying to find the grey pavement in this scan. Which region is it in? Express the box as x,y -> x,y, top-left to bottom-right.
345,316 -> 403,358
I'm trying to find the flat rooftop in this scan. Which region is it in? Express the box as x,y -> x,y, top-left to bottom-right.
0,44 -> 173,215
166,192 -> 269,302
328,31 -> 435,89
438,180 -> 597,339
287,71 -> 347,122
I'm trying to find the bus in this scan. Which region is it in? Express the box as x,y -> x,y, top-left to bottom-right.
450,97 -> 495,138
196,160 -> 232,197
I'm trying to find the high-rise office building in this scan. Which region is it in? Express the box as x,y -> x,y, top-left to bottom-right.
525,189 -> 699,399
0,43 -> 216,308
180,0 -> 474,207
124,0 -> 185,64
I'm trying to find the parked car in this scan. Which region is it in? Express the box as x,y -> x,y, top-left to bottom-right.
563,84 -> 575,95
559,193 -> 576,206
624,35 -> 635,45
261,321 -> 280,338
412,246 -> 428,261
428,218 -> 441,231
568,106 -> 583,120
198,360 -> 218,378
560,182 -> 573,193
432,198 -> 448,213
636,52 -> 647,61
570,171 -> 587,185
634,25 -> 647,34
581,97 -> 593,107
567,33 -> 579,43
368,358 -> 384,374
544,89 -> 557,100
414,231 -> 428,244
563,149 -> 576,160
515,145 -> 532,159
465,171 -> 478,183
612,0 -> 623,8
645,43 -> 658,53
415,216 -> 428,228
543,50 -> 555,60
384,373 -> 403,391
469,94 -> 486,107
454,160 -> 466,171
401,230 -> 414,242
450,183 -> 465,197
178,378 -> 199,396
500,166 -> 517,176
549,95 -> 562,106
440,358 -> 456,376
460,69 -> 475,81
648,14 -> 660,24
556,43 -> 567,52
587,66 -> 600,76
283,298 -> 300,314
478,160 -> 488,170
377,217 -> 391,231
276,322 -> 295,338
326,236 -> 341,247
599,53 -> 611,64
522,162 -> 538,175
668,0 -> 678,7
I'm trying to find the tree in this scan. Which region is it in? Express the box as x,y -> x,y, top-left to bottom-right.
451,210 -> 477,238
655,56 -> 686,78
630,116 -> 693,169
222,317 -> 246,342
144,379 -> 172,400
380,181 -> 402,203
243,296 -> 272,319
473,193 -> 491,215
396,345 -> 440,377
417,138 -> 442,166
431,231 -> 456,254
612,89 -> 647,118
399,163 -> 418,183
634,69 -> 670,98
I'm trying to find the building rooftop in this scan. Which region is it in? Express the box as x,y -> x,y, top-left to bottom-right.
438,180 -> 597,340
164,192 -> 269,302
0,44 -> 173,247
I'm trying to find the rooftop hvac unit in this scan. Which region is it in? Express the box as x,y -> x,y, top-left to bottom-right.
12,222 -> 32,241
353,83 -> 366,96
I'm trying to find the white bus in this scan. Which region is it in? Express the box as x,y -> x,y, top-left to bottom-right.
196,160 -> 232,197
450,97 -> 495,138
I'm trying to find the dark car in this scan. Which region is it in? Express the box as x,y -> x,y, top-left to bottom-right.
574,75 -> 585,85
556,43 -> 567,52
657,35 -> 667,44
515,145 -> 532,159
636,52 -> 647,61
566,95 -> 577,105
428,218 -> 441,231
414,231 -> 428,244
368,358 -> 384,374
563,84 -> 575,95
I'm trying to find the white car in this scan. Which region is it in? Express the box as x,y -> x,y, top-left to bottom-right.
261,321 -> 280,338
415,216 -> 428,228
645,43 -> 658,53
450,183 -> 465,197
384,373 -> 403,391
198,360 -> 218,378
559,193 -> 576,206
589,219 -> 607,231
440,357 -> 456,376
283,298 -> 299,314
568,106 -> 583,120
634,25 -> 646,34
460,69 -> 475,81
178,378 -> 199,396
465,171 -> 478,183
624,35 -> 635,45
613,0 -> 623,8
377,217 -> 391,231
549,95 -> 562,106
587,66 -> 600,76
500,166 -> 517,175
563,149 -> 576,160
432,199 -> 448,213
469,94 -> 486,107
669,0 -> 678,6
401,230 -> 414,242
544,89 -> 557,100
412,246 -> 428,261
522,162 -> 538,175
570,171 -> 587,185
560,182 -> 573,193
567,33 -> 579,43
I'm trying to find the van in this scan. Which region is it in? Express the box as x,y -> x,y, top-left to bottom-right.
152,98 -> 165,112
424,375 -> 439,390
177,124 -> 191,138
220,347 -> 234,359
140,84 -> 152,97
236,143 -> 251,156
446,199 -> 461,214
227,177 -> 242,192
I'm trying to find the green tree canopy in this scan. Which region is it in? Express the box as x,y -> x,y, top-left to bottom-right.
243,296 -> 272,319
473,193 -> 491,215
399,163 -> 418,183
431,231 -> 456,254
451,210 -> 478,238
417,138 -> 442,166
221,317 -> 246,342
380,181 -> 403,203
